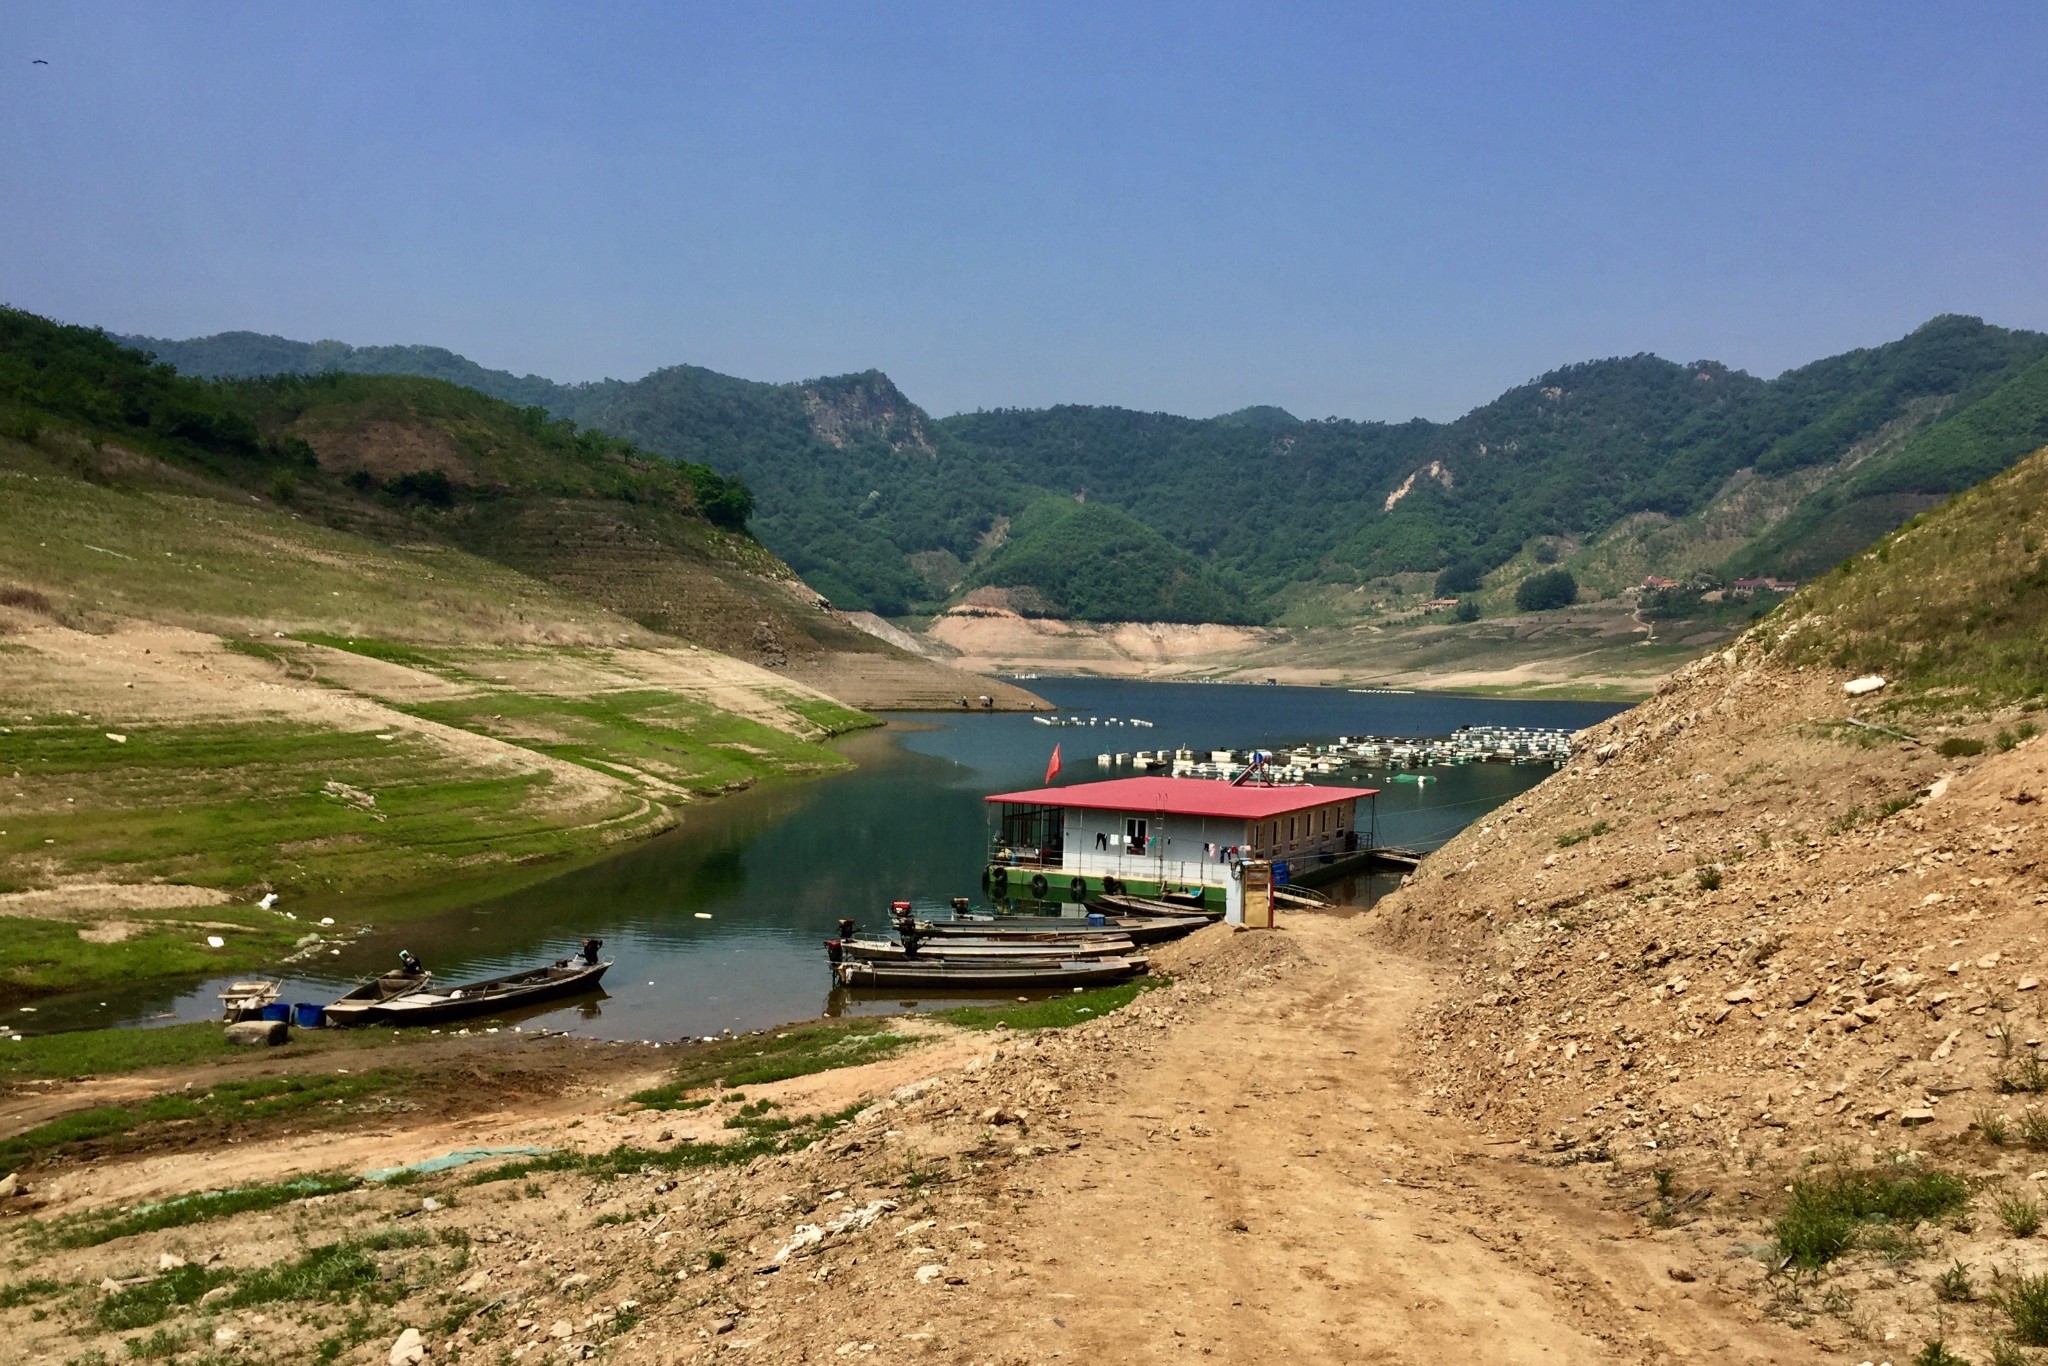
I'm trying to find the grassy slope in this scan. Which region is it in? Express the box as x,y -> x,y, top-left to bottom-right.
1766,443 -> 2048,703
0,427 -> 873,1003
230,372 -> 897,665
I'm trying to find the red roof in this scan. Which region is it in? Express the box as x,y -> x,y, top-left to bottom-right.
985,776 -> 1379,820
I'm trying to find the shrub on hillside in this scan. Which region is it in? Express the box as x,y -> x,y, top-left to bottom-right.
1435,560 -> 1485,596
1515,568 -> 1578,612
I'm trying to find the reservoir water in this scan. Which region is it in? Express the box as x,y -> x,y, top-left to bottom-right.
38,679 -> 1624,1041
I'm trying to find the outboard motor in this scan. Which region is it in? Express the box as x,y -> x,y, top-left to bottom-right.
824,939 -> 845,965
579,937 -> 603,966
949,897 -> 971,914
397,949 -> 425,977
837,918 -> 857,940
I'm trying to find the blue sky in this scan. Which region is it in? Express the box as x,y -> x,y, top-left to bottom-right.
4,2 -> 2045,420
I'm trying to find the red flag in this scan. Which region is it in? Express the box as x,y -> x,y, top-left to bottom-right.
1045,743 -> 1062,783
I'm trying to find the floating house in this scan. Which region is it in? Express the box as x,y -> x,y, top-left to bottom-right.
983,776 -> 1381,907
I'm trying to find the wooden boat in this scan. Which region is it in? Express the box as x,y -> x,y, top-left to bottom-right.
1088,892 -> 1223,920
832,935 -> 1136,963
922,913 -> 1210,945
343,958 -> 611,1026
833,955 -> 1148,990
324,970 -> 436,1024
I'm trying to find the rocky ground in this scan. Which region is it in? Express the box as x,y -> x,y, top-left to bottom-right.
1378,640 -> 2048,1361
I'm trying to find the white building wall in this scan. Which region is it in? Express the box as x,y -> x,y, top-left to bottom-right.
1061,807 -> 1251,888
1056,797 -> 1360,887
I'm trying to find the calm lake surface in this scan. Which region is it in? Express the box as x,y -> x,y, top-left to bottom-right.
39,679 -> 1624,1040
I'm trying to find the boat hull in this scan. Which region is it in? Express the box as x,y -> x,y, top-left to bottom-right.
919,914 -> 1209,945
833,956 -> 1146,990
837,936 -> 1136,963
332,961 -> 610,1026
1088,893 -> 1224,921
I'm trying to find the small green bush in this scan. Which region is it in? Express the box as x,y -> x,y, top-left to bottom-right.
1774,1165 -> 1971,1270
1914,1341 -> 1969,1366
2002,1057 -> 2048,1095
1979,1108 -> 2012,1146
1695,866 -> 1723,891
2018,1108 -> 2048,1150
1940,736 -> 1987,757
1515,568 -> 1578,613
2002,1196 -> 2044,1238
1990,1337 -> 2032,1366
1936,1259 -> 1976,1302
2005,1272 -> 2048,1345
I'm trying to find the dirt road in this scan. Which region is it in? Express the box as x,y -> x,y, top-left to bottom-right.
881,916 -> 1807,1364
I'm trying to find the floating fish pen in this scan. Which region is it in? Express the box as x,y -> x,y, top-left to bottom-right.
1033,714 -> 1155,728
1318,725 -> 1576,769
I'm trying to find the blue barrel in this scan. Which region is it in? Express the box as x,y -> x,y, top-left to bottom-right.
1085,912 -> 1106,926
1272,860 -> 1290,886
293,1003 -> 325,1029
259,1002 -> 291,1023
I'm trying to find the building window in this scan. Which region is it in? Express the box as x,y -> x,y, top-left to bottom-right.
1125,817 -> 1148,853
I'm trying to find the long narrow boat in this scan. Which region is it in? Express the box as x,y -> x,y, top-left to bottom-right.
324,970 -> 436,1024
918,913 -> 1210,945
1088,893 -> 1224,921
832,935 -> 1137,963
833,955 -> 1148,990
328,958 -> 610,1026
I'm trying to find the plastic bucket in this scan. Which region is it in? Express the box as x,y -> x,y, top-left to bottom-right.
1085,912 -> 1106,926
292,1003 -> 325,1029
259,1002 -> 291,1023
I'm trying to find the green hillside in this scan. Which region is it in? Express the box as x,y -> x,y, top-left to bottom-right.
965,498 -> 1255,624
127,314 -> 2048,626
1736,351 -> 2048,580
1768,443 -> 2048,704
41,313 -> 903,663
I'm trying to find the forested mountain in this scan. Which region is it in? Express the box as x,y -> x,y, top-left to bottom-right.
3,308 -> 882,664
127,314 -> 2048,624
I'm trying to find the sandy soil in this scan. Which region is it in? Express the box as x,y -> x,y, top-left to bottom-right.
1373,643 -> 2048,1359
927,608 -> 1273,677
0,881 -> 233,920
778,651 -> 1051,712
919,604 -> 1702,695
4,919 -> 1820,1364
